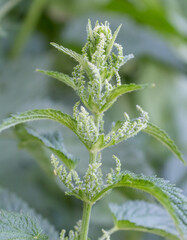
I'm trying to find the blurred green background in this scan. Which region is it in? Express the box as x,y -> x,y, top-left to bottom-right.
0,0 -> 187,239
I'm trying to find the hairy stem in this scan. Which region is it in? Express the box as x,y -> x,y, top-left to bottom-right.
94,113 -> 100,131
98,227 -> 117,240
80,202 -> 93,240
89,151 -> 97,164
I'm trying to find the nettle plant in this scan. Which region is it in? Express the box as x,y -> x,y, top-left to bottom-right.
0,20 -> 187,240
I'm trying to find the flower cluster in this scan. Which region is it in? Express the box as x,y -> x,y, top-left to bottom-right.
71,20 -> 133,111
51,154 -> 104,201
60,221 -> 82,240
104,105 -> 149,147
73,102 -> 100,147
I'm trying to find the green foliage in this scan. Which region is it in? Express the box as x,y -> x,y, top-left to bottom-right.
100,83 -> 145,113
36,69 -> 76,90
94,170 -> 187,239
0,187 -> 59,240
109,201 -> 181,240
0,0 -> 22,36
0,19 -> 186,240
0,0 -> 22,20
0,210 -> 48,240
15,125 -> 78,170
143,123 -> 185,164
0,109 -> 77,133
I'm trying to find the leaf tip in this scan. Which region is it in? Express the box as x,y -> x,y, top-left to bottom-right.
50,42 -> 58,48
35,68 -> 42,73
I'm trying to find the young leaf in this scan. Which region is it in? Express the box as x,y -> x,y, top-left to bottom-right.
109,201 -> 181,240
50,42 -> 93,80
105,24 -> 122,59
0,187 -> 59,240
143,123 -> 185,164
93,171 -> 187,239
100,84 -> 145,113
0,210 -> 48,240
17,125 -> 78,170
36,69 -> 76,90
0,109 -> 77,134
50,42 -> 83,63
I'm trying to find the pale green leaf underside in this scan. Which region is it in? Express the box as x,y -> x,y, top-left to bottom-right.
110,201 -> 181,240
24,126 -> 78,169
36,69 -> 76,90
143,123 -> 185,164
14,125 -> 54,176
0,187 -> 59,240
100,83 -> 145,113
0,210 -> 48,240
0,109 -> 77,134
93,171 -> 187,239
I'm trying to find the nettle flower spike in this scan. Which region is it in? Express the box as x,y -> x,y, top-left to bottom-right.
39,20 -> 137,114
0,19 -> 186,240
73,102 -> 100,147
82,20 -> 135,111
103,105 -> 149,149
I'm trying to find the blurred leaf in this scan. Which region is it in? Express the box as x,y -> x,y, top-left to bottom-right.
0,187 -> 58,240
48,0 -> 110,13
0,0 -> 22,20
0,0 -> 22,36
0,55 -> 52,119
15,124 -> 78,170
10,0 -> 49,58
14,125 -> 53,176
109,201 -> 180,240
143,123 -> 185,164
102,0 -> 185,40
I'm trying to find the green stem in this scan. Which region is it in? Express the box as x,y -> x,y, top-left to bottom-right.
80,202 -> 93,240
89,151 -> 97,164
94,113 -> 100,131
10,0 -> 48,58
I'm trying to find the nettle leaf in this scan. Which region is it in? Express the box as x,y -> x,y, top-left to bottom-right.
94,171 -> 187,239
105,24 -> 122,58
109,201 -> 181,240
36,69 -> 76,90
51,42 -> 83,63
143,123 -> 185,164
0,187 -> 59,240
14,125 -> 54,176
22,126 -> 78,170
0,109 -> 77,134
0,210 -> 48,240
50,42 -> 93,80
100,84 -> 145,113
